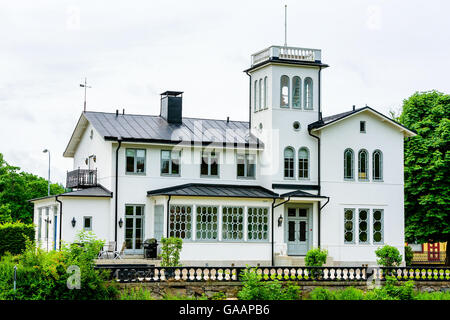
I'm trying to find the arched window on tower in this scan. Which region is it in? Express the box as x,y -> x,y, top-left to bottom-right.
254,80 -> 259,112
280,75 -> 290,108
263,76 -> 268,109
284,147 -> 294,178
304,77 -> 313,110
373,150 -> 383,181
259,79 -> 263,111
298,147 -> 309,179
292,76 -> 301,109
358,149 -> 369,181
344,148 -> 354,180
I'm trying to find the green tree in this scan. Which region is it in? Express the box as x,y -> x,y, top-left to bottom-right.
396,91 -> 450,265
0,153 -> 64,223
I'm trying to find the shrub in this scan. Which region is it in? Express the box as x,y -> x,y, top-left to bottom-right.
414,291 -> 450,300
0,231 -> 117,300
375,245 -> 402,267
0,222 -> 35,256
404,245 -> 414,266
335,287 -> 365,300
237,267 -> 301,300
305,248 -> 328,267
309,287 -> 336,300
119,287 -> 153,300
160,237 -> 183,267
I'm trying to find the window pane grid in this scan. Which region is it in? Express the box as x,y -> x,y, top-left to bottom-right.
237,154 -> 256,178
161,150 -> 181,175
373,150 -> 383,181
169,205 -> 192,240
358,209 -> 369,244
344,209 -> 355,244
222,206 -> 244,241
247,207 -> 269,241
298,148 -> 309,179
373,209 -> 384,244
358,150 -> 369,181
196,206 -> 218,241
344,148 -> 354,180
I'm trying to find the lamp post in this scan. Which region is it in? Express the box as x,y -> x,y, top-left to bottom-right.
43,149 -> 50,196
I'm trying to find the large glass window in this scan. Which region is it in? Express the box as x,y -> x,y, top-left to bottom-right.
373,209 -> 384,244
292,76 -> 301,109
126,149 -> 146,174
222,206 -> 244,241
358,149 -> 369,181
247,207 -> 269,241
83,216 -> 92,231
298,147 -> 309,179
304,77 -> 313,110
201,151 -> 219,177
358,209 -> 369,244
161,150 -> 181,176
237,153 -> 256,179
344,209 -> 355,244
125,205 -> 144,251
373,150 -> 383,181
284,147 -> 294,178
344,148 -> 354,180
196,206 -> 218,241
280,75 -> 290,108
169,205 -> 192,240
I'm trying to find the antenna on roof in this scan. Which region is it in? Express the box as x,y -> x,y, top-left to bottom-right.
284,5 -> 288,47
80,77 -> 91,112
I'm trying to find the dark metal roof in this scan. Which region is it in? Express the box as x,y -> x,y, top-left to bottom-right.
308,106 -> 417,136
279,189 -> 327,198
29,185 -> 113,202
83,111 -> 262,148
147,183 -> 279,199
244,57 -> 329,73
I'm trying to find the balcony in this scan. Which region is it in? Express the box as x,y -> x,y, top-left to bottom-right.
251,45 -> 322,66
66,168 -> 97,189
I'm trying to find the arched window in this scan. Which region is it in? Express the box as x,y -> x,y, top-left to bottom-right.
263,76 -> 268,109
358,149 -> 369,181
304,77 -> 313,110
292,76 -> 301,109
259,79 -> 262,111
373,150 -> 383,181
284,147 -> 294,178
280,75 -> 290,108
254,80 -> 259,112
298,147 -> 309,179
344,148 -> 354,180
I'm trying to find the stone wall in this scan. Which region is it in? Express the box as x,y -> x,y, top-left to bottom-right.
118,281 -> 450,299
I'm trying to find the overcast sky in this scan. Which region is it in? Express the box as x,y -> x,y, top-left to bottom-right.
0,0 -> 449,185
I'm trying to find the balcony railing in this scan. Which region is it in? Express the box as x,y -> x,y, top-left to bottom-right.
66,168 -> 97,189
251,45 -> 322,66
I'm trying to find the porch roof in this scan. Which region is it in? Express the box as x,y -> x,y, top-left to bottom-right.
29,185 -> 113,202
279,189 -> 328,198
147,183 -> 279,199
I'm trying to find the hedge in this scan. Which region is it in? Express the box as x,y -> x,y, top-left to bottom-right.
0,222 -> 35,256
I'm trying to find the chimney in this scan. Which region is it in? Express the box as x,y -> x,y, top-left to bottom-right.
160,91 -> 183,124
352,105 -> 356,111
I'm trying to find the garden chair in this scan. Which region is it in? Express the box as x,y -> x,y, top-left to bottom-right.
114,242 -> 126,259
98,241 -> 116,259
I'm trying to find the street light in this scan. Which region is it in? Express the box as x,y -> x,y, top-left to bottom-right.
43,149 -> 50,196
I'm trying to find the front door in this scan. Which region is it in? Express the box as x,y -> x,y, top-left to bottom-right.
125,205 -> 144,254
428,243 -> 440,261
286,207 -> 310,255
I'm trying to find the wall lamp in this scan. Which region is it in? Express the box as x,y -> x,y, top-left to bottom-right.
71,217 -> 76,228
118,218 -> 123,228
278,215 -> 283,227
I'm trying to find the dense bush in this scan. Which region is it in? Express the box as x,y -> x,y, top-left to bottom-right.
160,237 -> 183,267
237,267 -> 301,300
0,231 -> 118,300
0,222 -> 34,256
308,287 -> 337,300
404,246 -> 414,266
375,245 -> 403,267
119,287 -> 154,300
305,248 -> 328,267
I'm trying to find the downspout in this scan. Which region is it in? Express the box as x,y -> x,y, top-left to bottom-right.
55,195 -> 62,251
166,195 -> 172,237
114,138 -> 122,250
271,198 -> 276,266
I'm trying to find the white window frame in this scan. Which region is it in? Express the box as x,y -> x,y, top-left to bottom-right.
344,148 -> 354,180
303,77 -> 313,110
292,76 -> 301,109
358,149 -> 369,181
161,150 -> 181,176
298,147 -> 309,179
344,208 -> 355,244
283,147 -> 295,179
236,153 -> 256,179
280,75 -> 290,108
372,209 -> 384,244
125,148 -> 146,174
372,150 -> 383,181
83,216 -> 92,231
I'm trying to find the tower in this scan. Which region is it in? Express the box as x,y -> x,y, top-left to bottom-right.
244,45 -> 329,189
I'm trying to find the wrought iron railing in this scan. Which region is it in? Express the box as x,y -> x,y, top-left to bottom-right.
66,168 -> 97,189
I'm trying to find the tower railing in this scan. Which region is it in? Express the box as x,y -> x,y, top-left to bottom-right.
251,45 -> 322,66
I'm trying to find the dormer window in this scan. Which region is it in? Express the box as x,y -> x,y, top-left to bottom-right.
280,75 -> 290,108
360,121 -> 366,133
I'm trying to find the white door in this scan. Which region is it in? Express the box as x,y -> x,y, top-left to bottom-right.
286,208 -> 310,255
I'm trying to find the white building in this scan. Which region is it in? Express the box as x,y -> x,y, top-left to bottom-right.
31,45 -> 416,266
